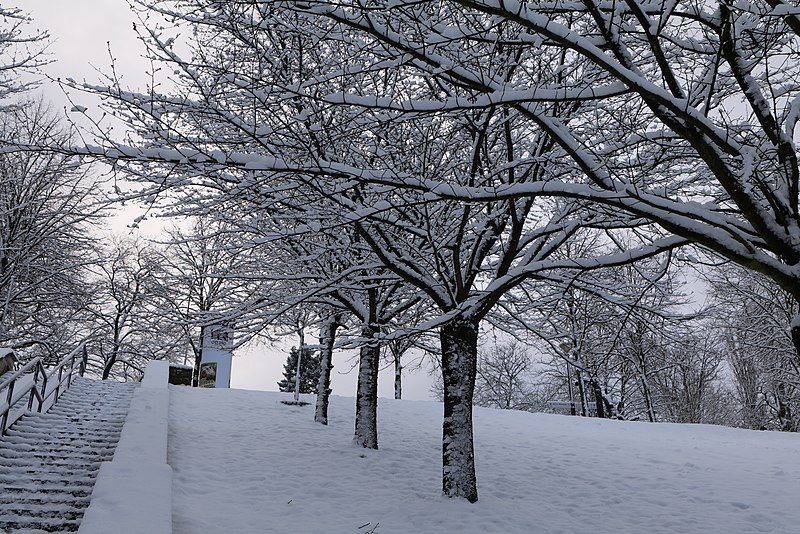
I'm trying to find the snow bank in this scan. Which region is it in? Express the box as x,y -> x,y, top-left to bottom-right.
79,360 -> 172,534
141,359 -> 170,388
169,388 -> 800,534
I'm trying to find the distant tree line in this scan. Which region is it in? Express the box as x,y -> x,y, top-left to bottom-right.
465,259 -> 799,432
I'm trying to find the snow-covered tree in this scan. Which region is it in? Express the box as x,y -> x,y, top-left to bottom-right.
155,218 -> 258,383
0,100 -> 99,359
314,310 -> 345,425
383,331 -> 430,401
707,263 -> 799,431
651,328 -> 729,425
61,0 -> 680,503
63,0 -> 800,501
474,342 -> 539,411
87,236 -> 182,380
0,6 -> 48,104
286,0 -> 800,359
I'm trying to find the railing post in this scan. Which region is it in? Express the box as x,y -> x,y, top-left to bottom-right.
2,380 -> 15,435
80,345 -> 88,376
38,361 -> 48,412
67,351 -> 75,389
27,362 -> 41,411
68,348 -> 80,388
53,365 -> 64,406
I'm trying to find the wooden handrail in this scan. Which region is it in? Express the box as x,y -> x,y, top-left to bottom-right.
0,344 -> 89,435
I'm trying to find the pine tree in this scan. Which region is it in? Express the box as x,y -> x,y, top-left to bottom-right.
277,347 -> 320,394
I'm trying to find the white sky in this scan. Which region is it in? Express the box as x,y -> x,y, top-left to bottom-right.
12,0 -> 437,399
16,1 -> 144,109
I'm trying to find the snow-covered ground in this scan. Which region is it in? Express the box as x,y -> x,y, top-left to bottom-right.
168,387 -> 800,534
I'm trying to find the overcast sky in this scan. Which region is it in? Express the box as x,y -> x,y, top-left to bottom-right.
16,1 -> 145,107
11,0 -> 437,399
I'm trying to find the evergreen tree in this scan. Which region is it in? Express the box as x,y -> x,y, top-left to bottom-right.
277,347 -> 320,394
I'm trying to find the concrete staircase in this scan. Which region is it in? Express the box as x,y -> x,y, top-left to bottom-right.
0,377 -> 138,533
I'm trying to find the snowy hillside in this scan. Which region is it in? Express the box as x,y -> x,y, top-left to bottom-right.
168,387 -> 800,534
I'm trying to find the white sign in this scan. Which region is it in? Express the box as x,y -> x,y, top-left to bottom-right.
200,323 -> 234,388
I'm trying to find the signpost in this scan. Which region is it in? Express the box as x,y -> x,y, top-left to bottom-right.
199,323 -> 234,388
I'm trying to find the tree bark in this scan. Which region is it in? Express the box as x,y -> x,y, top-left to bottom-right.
635,347 -> 657,422
354,324 -> 380,449
394,352 -> 402,400
102,340 -> 121,380
439,317 -> 479,503
102,353 -> 115,380
192,325 -> 206,387
315,317 -> 341,425
590,379 -> 607,418
791,313 -> 800,364
576,369 -> 587,416
776,383 -> 795,431
641,370 -> 657,423
293,327 -> 305,403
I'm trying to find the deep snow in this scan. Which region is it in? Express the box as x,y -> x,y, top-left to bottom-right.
168,387 -> 800,534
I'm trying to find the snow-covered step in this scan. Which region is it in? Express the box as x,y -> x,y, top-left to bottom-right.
0,442 -> 118,456
3,426 -> 125,437
2,495 -> 92,510
0,475 -> 94,488
0,458 -> 106,472
0,377 -> 138,533
0,513 -> 83,533
1,487 -> 94,502
0,451 -> 116,465
0,504 -> 91,521
0,433 -> 124,447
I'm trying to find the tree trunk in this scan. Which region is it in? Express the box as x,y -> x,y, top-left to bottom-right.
315,317 -> 341,425
102,342 -> 120,380
618,376 -> 627,418
776,383 -> 795,431
566,362 -> 576,415
576,370 -> 587,416
636,348 -> 657,422
394,351 -> 402,400
101,354 -> 115,380
192,325 -> 206,387
354,324 -> 380,449
640,370 -> 657,422
591,379 -> 606,418
293,327 -> 305,403
439,317 -> 479,503
791,313 -> 800,364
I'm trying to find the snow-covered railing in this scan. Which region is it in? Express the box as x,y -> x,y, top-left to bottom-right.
0,344 -> 88,435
